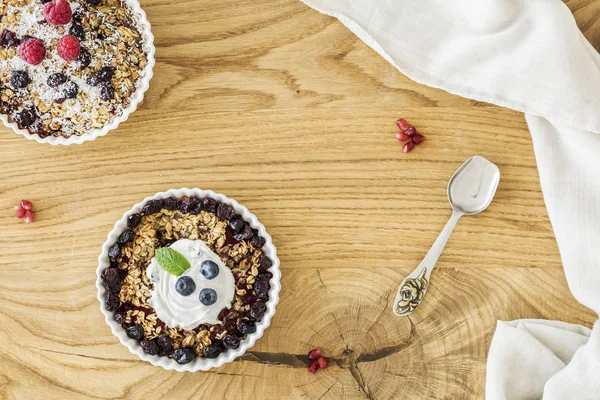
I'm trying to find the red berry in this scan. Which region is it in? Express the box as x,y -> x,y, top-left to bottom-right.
403,141 -> 415,153
396,118 -> 409,131
44,0 -> 72,25
405,126 -> 416,137
308,360 -> 319,374
308,348 -> 322,360
19,39 -> 46,66
413,134 -> 426,145
24,210 -> 35,223
317,357 -> 328,369
395,132 -> 409,142
20,199 -> 33,210
14,206 -> 26,218
57,35 -> 80,61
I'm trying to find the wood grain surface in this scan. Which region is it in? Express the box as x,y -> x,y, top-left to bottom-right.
1,0 -> 599,399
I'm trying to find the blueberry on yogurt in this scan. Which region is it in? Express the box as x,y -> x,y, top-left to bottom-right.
175,276 -> 196,296
200,260 -> 219,279
199,288 -> 217,306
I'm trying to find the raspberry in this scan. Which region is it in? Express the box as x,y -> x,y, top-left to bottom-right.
19,39 -> 46,65
44,0 -> 72,25
57,35 -> 80,61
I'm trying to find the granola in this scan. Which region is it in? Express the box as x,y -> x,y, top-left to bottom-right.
101,196 -> 274,363
0,0 -> 150,138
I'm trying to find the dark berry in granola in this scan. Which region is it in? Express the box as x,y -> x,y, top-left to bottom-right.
142,199 -> 163,215
105,291 -> 120,311
233,223 -> 253,241
229,217 -> 244,233
199,288 -> 217,306
100,84 -> 115,101
88,66 -> 114,86
217,308 -> 230,321
237,321 -> 257,335
259,253 -> 273,270
251,235 -> 265,249
127,213 -> 142,228
175,276 -> 196,296
178,196 -> 199,213
47,73 -> 67,88
254,277 -> 269,300
0,29 -> 20,48
203,343 -> 223,359
101,267 -> 122,293
140,340 -> 159,356
118,229 -> 135,245
173,347 -> 196,365
202,197 -> 217,213
77,47 -> 91,70
114,312 -> 125,325
216,203 -> 235,220
11,70 -> 30,89
108,243 -> 121,263
85,0 -> 102,5
162,197 -> 177,210
250,301 -> 266,322
69,23 -> 85,41
222,335 -> 241,350
126,324 -> 144,340
156,335 -> 173,357
15,108 -> 37,128
63,82 -> 79,99
200,260 -> 219,280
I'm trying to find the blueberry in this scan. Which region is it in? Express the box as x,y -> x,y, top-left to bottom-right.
126,324 -> 144,340
126,213 -> 142,228
11,70 -> 30,89
105,291 -> 119,311
237,321 -> 256,335
47,73 -> 67,88
108,243 -> 121,263
229,217 -> 244,233
118,229 -> 135,245
63,82 -> 79,99
199,288 -> 217,306
175,276 -> 196,296
222,335 -> 241,350
157,335 -> 173,357
200,260 -> 219,280
203,343 -> 223,359
173,347 -> 196,364
140,340 -> 158,355
250,301 -> 266,322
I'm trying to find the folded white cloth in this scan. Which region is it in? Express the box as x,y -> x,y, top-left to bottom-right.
300,0 -> 600,398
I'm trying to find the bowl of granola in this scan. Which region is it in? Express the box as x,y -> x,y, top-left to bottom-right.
0,0 -> 154,145
96,188 -> 281,371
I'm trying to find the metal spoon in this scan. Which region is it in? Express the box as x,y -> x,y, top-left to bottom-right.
393,156 -> 500,317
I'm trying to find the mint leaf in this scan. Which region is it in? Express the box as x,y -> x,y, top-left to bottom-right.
155,247 -> 190,276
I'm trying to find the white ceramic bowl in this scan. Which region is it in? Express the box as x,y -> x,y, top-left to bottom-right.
0,0 -> 155,145
96,188 -> 281,371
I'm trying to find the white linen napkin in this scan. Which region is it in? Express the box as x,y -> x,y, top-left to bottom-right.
299,0 -> 600,398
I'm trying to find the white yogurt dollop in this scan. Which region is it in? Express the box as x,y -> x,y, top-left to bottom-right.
146,239 -> 235,330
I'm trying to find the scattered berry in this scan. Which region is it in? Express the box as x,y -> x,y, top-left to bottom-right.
19,39 -> 46,65
15,108 -> 37,128
259,253 -> 273,270
125,324 -> 144,340
254,278 -> 269,300
413,133 -> 426,145
403,141 -> 415,153
11,71 -> 30,89
317,357 -> 328,369
251,235 -> 265,248
405,126 -> 416,137
308,348 -> 322,360
57,35 -> 80,61
87,66 -> 114,86
63,82 -> 79,99
396,118 -> 409,131
199,288 -> 217,306
395,132 -> 409,142
47,72 -> 67,88
14,205 -> 26,218
178,196 -> 199,213
175,276 -> 196,296
20,199 -> 33,210
308,360 -> 319,374
200,260 -> 219,280
203,343 -> 223,359
43,0 -> 73,25
114,313 -> 125,325
140,340 -> 158,355
173,347 -> 196,364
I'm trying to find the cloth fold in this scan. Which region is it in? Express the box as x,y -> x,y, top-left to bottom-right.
300,0 -> 600,398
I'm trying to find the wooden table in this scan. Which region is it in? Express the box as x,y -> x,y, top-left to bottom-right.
1,1 -> 598,398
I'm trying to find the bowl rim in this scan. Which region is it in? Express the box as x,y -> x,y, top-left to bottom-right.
96,188 -> 281,371
0,0 -> 156,146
